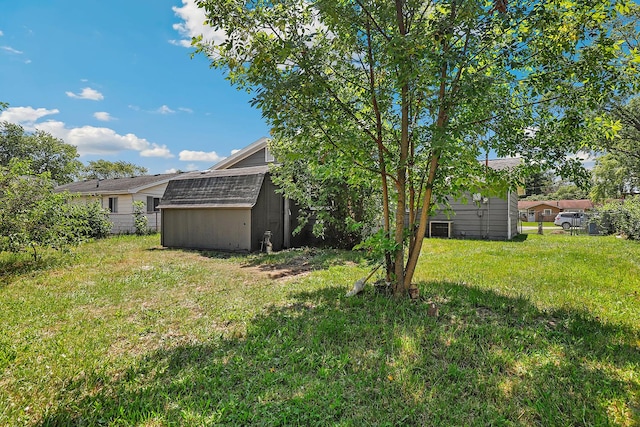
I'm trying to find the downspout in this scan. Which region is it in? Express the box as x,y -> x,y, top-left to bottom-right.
507,189 -> 512,240
283,198 -> 290,248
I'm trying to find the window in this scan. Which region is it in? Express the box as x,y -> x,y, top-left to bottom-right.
147,196 -> 160,213
108,197 -> 118,213
543,209 -> 552,216
265,148 -> 275,163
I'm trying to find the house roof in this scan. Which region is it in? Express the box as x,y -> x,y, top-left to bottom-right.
485,158 -> 522,171
518,199 -> 594,211
55,172 -> 184,195
211,137 -> 271,170
158,166 -> 269,209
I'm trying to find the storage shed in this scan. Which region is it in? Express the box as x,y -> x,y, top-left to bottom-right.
159,166 -> 289,252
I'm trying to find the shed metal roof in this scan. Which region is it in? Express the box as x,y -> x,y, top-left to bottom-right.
158,167 -> 267,209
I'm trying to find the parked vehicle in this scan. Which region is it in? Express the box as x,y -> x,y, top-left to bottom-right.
554,212 -> 585,230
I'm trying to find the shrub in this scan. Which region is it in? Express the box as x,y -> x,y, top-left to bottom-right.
589,196 -> 640,239
132,201 -> 150,236
66,201 -> 112,239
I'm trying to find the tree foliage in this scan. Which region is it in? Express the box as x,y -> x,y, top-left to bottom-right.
0,160 -> 112,260
590,97 -> 640,201
589,196 -> 640,239
0,122 -> 82,185
195,0 -> 636,295
80,159 -> 149,180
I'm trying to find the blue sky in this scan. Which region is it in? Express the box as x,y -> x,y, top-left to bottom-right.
0,0 -> 270,174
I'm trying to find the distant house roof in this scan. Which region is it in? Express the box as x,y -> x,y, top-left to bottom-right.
485,158 -> 522,171
211,137 -> 271,170
518,199 -> 594,211
158,166 -> 269,209
55,173 -> 183,195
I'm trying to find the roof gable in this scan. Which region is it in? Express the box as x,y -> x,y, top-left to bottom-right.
211,137 -> 271,170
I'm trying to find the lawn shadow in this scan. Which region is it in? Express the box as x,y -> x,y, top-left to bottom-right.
38,282 -> 639,426
0,252 -> 70,288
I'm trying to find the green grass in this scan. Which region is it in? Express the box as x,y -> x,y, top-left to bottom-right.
520,221 -> 556,227
1,234 -> 638,426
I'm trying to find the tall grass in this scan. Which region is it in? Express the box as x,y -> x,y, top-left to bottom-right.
0,234 -> 638,426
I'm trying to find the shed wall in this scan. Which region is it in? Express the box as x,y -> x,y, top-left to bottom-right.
161,208 -> 252,251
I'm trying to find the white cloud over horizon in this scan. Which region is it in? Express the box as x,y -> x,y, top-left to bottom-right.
0,106 -> 60,124
1,45 -> 23,54
157,105 -> 175,114
179,149 -> 224,163
93,111 -> 114,122
1,106 -> 173,159
66,87 -> 104,101
170,0 -> 226,47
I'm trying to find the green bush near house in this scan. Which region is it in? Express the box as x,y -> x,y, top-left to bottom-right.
589,196 -> 640,239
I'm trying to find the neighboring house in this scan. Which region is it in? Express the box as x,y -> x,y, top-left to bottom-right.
160,138 -> 302,252
518,199 -> 594,222
426,158 -> 522,240
55,173 -> 182,234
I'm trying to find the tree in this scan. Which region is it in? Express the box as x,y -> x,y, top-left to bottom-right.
0,122 -> 82,184
0,161 -> 76,260
81,159 -> 148,180
590,97 -> 640,201
195,0 -> 636,296
270,139 -> 379,249
524,170 -> 554,197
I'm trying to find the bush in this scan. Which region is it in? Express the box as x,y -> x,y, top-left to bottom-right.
66,201 -> 112,239
589,196 -> 640,239
132,201 -> 150,236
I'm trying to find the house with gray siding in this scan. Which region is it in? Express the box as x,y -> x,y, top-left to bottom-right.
55,173 -> 182,234
427,158 -> 521,240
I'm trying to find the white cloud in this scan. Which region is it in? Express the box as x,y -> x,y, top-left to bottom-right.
171,0 -> 227,47
230,149 -> 241,155
3,105 -> 173,159
37,121 -> 174,158
165,168 -> 179,173
1,46 -> 23,54
179,150 -> 224,162
185,163 -> 200,171
93,111 -> 114,122
0,106 -> 59,124
140,145 -> 173,158
157,105 -> 175,114
0,30 -> 4,36
178,107 -> 193,113
66,87 -> 104,101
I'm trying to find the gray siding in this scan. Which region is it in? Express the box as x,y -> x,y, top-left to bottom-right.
429,192 -> 518,240
161,208 -> 252,251
229,148 -> 268,169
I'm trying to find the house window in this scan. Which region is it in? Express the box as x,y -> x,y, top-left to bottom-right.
543,209 -> 552,216
147,196 -> 160,213
108,197 -> 118,213
265,148 -> 275,163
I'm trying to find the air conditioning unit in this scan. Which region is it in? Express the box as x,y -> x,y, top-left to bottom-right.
429,221 -> 453,238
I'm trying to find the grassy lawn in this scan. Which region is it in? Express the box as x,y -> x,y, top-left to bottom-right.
1,234 -> 638,426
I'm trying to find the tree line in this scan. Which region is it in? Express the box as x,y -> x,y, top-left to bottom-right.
0,113 -> 149,261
